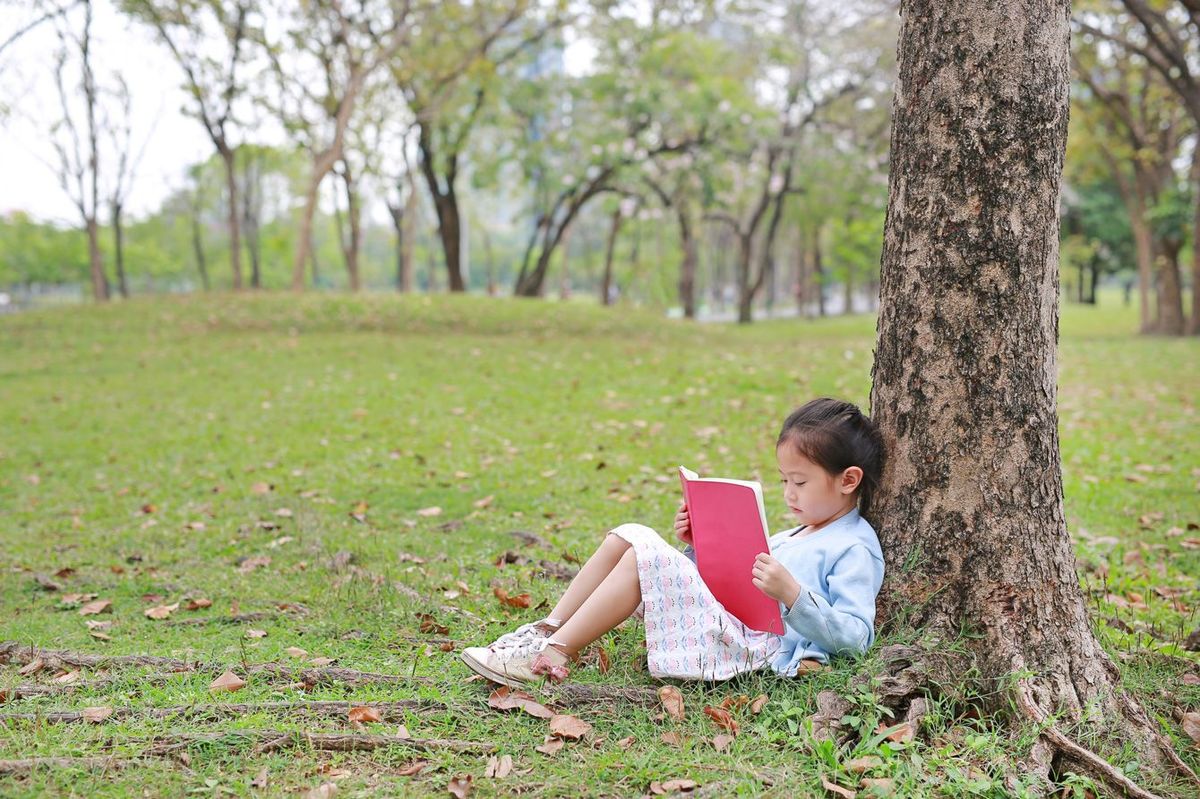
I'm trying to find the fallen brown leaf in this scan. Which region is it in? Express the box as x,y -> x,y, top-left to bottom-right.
245,628 -> 268,639
82,706 -> 113,723
702,705 -> 739,734
447,773 -> 472,797
209,670 -> 247,693
875,720 -> 915,744
750,694 -> 769,714
549,714 -> 592,740
485,754 -> 513,778
659,686 -> 685,722
34,574 -> 62,591
488,686 -> 554,719
1181,710 -> 1200,745
285,647 -> 308,658
395,761 -> 429,777
660,731 -> 686,747
535,735 -> 564,756
493,586 -> 532,608
821,777 -> 856,798
251,765 -> 269,789
53,670 -> 80,684
184,598 -> 213,610
617,735 -> 636,749
712,733 -> 735,752
348,706 -> 383,724
144,603 -> 180,620
417,506 -> 443,517
237,555 -> 271,574
846,756 -> 883,773
79,599 -> 112,616
859,777 -> 895,795
660,779 -> 699,793
309,656 -> 336,667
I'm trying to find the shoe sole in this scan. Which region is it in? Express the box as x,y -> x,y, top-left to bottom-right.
459,648 -> 530,689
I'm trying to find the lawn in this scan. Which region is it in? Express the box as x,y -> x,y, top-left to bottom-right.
0,291 -> 1197,798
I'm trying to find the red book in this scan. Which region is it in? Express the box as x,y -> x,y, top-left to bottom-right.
678,466 -> 785,635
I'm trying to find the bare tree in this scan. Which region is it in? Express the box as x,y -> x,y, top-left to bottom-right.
104,74 -> 155,298
869,3 -> 1199,798
47,0 -> 107,301
125,0 -> 256,290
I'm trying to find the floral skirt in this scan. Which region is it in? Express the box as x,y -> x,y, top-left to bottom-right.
608,523 -> 780,680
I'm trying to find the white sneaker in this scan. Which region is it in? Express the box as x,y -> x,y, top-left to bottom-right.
460,638 -> 572,688
488,619 -> 556,651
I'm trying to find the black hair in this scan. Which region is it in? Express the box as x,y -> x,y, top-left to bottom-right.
775,397 -> 886,521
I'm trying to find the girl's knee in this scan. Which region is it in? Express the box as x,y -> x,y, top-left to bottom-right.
609,522 -> 659,539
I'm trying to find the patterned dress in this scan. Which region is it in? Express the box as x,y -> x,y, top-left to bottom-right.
608,522 -> 781,680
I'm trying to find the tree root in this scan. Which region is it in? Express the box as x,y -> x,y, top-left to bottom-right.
0,756 -> 145,775
1016,679 -> 1199,799
0,641 -> 195,672
0,699 -> 445,725
140,730 -> 494,756
541,683 -> 660,707
165,612 -> 276,627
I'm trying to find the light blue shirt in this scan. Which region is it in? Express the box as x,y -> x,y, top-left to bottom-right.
767,506 -> 884,674
682,505 -> 883,675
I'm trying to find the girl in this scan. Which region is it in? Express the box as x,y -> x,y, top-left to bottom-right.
460,397 -> 886,686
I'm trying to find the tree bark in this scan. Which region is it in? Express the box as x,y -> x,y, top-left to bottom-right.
85,217 -> 107,302
190,194 -> 209,291
677,204 -> 697,319
868,3 -> 1196,796
813,231 -> 826,317
219,146 -> 242,290
110,200 -> 128,298
601,208 -> 622,307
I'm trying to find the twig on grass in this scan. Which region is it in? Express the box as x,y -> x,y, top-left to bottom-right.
140,730 -> 495,756
0,756 -> 144,775
0,699 -> 445,725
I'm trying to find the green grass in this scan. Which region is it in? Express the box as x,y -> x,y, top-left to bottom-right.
0,290 -> 1197,798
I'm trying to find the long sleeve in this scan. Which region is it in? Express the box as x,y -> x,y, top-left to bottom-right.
781,544 -> 882,657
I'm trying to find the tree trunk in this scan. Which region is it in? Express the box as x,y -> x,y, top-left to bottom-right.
481,224 -> 497,296
220,147 -> 242,290
242,153 -> 262,289
1129,203 -> 1156,332
1191,150 -> 1200,335
1156,244 -> 1185,335
813,231 -> 826,317
843,264 -> 854,316
190,202 -> 210,292
677,204 -> 697,319
559,223 -> 572,300
110,201 -> 128,298
601,208 -> 622,307
335,164 -> 362,292
417,125 -> 466,293
735,232 -> 753,324
794,229 -> 808,316
293,176 -> 321,291
388,202 -> 407,293
867,3 -> 1196,797
85,216 -> 107,302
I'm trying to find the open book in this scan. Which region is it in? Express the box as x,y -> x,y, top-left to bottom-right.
678,466 -> 785,635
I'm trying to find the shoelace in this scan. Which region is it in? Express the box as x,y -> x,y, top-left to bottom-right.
490,635 -> 549,659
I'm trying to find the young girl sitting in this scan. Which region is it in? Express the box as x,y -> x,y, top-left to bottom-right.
460,397 -> 886,686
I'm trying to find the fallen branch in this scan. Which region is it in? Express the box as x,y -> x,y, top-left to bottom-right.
541,683 -> 659,706
165,613 -> 276,627
140,730 -> 494,756
0,642 -> 194,671
0,699 -> 444,725
0,756 -> 142,775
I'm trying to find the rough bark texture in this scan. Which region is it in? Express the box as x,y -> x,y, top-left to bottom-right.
868,2 -> 1196,796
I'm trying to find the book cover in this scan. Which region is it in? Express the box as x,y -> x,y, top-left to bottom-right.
678,466 -> 785,635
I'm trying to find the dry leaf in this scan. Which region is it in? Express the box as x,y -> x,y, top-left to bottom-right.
846,756 -> 882,773
237,556 -> 271,574
549,714 -> 592,740
417,506 -> 443,517
661,779 -> 699,793
712,733 -> 735,752
1181,711 -> 1200,745
144,602 -> 180,620
821,777 -> 857,798
310,656 -> 335,666
750,694 -> 769,714
348,706 -> 383,724
274,508 -> 293,518
396,724 -> 410,739
702,705 -> 739,734
493,586 -> 532,608
660,731 -> 685,747
535,735 -> 564,756
417,613 -> 450,635
89,631 -> 112,641
34,574 -> 62,591
474,495 -> 494,509
447,773 -> 472,798
79,599 -> 112,616
488,686 -> 554,719
485,754 -> 513,779
617,735 -> 636,749
875,720 -> 915,743
285,646 -> 308,658
251,482 -> 273,494
251,766 -> 269,789
395,761 -> 429,777
859,777 -> 895,795
53,670 -> 79,684
303,784 -> 337,799
659,686 -> 685,722
184,598 -> 212,610
209,670 -> 247,693
82,706 -> 113,723
18,658 -> 44,676
245,628 -> 268,639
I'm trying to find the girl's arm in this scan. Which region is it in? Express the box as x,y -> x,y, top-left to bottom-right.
782,544 -> 883,656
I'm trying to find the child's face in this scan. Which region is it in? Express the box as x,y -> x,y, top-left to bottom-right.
776,443 -> 861,530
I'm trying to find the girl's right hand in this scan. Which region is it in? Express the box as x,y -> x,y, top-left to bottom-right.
674,501 -> 693,546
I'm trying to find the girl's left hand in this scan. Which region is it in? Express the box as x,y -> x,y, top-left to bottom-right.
751,553 -> 801,607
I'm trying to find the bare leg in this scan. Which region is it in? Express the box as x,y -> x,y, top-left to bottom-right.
546,533 -> 632,622
551,547 -> 641,653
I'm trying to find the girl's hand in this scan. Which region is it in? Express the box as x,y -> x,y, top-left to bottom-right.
674,501 -> 693,546
752,553 -> 801,607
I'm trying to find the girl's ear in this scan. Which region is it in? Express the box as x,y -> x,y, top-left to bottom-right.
840,466 -> 863,494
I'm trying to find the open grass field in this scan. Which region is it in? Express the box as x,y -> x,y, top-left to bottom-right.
1,292 -> 1197,798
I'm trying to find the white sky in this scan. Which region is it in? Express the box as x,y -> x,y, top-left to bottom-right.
0,0 -> 594,226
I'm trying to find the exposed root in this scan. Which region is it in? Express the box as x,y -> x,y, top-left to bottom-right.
165,613 -> 276,627
0,699 -> 445,725
540,683 -> 660,707
140,730 -> 494,756
1016,679 -> 1194,799
0,757 -> 145,775
0,642 -> 194,671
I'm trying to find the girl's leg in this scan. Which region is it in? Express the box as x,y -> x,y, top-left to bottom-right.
550,547 -> 641,653
545,533 -> 632,623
